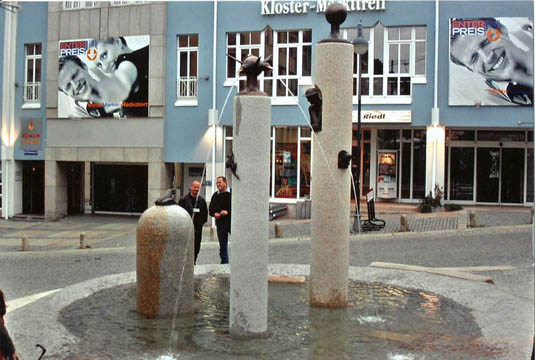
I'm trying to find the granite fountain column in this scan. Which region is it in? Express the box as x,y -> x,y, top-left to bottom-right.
309,4 -> 354,308
229,55 -> 272,336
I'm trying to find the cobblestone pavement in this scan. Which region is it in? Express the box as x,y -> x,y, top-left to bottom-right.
379,215 -> 458,233
0,216 -> 139,252
0,206 -> 533,252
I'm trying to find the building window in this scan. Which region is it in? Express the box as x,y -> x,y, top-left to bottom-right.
63,1 -> 100,10
176,34 -> 198,106
24,44 -> 42,105
344,24 -> 426,104
227,31 -> 264,92
225,28 -> 312,102
274,30 -> 312,98
224,126 -> 311,200
111,1 -> 148,6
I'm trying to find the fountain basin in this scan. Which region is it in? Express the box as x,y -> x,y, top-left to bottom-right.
6,264 -> 533,359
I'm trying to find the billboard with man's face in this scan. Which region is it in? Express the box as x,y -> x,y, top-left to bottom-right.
58,35 -> 150,118
449,17 -> 533,106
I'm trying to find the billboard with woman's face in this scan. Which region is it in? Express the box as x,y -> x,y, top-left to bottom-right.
449,18 -> 533,106
58,35 -> 149,118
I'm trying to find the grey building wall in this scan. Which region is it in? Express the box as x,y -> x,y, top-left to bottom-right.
14,1 -> 48,161
0,7 -> 5,134
45,1 -> 167,146
44,1 -> 171,220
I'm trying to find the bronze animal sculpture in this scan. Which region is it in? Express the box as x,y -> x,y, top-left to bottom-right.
227,53 -> 273,95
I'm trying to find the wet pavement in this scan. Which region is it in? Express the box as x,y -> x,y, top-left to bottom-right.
0,205 -> 533,252
5,265 -> 533,360
1,205 -> 533,359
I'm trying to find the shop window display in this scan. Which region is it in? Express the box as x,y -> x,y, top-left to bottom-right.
224,126 -> 310,200
275,128 -> 298,198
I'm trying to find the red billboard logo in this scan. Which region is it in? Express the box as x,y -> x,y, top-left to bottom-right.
487,28 -> 501,42
87,48 -> 98,61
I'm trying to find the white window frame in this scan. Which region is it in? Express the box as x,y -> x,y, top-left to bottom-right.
111,1 -> 148,6
271,30 -> 312,105
23,43 -> 42,109
224,31 -> 265,91
224,126 -> 312,202
343,24 -> 427,105
62,1 -> 100,10
224,29 -> 313,105
176,34 -> 199,107
385,27 -> 413,97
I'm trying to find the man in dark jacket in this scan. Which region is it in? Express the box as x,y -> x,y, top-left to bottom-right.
209,176 -> 231,264
0,290 -> 18,360
178,180 -> 208,265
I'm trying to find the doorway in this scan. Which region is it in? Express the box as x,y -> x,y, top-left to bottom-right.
66,162 -> 83,214
93,164 -> 148,214
22,161 -> 44,214
476,147 -> 524,204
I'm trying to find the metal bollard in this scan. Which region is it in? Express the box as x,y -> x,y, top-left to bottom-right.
400,215 -> 409,232
80,233 -> 87,249
210,225 -> 217,242
21,235 -> 29,251
469,211 -> 477,228
275,223 -> 282,238
531,208 -> 534,224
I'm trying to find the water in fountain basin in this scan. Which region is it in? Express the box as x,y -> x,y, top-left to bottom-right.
54,276 -> 503,360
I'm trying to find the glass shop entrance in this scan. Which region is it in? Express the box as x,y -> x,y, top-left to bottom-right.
93,164 -> 148,214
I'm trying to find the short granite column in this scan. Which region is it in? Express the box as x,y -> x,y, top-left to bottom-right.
137,204 -> 194,317
309,42 -> 353,307
230,95 -> 271,336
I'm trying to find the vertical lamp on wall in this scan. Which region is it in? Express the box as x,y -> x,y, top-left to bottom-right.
351,24 -> 368,233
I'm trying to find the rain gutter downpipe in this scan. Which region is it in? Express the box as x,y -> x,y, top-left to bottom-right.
211,0 -> 218,227
431,0 -> 440,197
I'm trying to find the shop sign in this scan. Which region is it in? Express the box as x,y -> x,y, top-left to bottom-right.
353,110 -> 411,123
20,118 -> 42,151
261,0 -> 386,16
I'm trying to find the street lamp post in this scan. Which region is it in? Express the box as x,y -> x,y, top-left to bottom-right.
352,24 -> 368,233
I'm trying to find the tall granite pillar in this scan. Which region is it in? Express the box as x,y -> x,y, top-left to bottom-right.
230,94 -> 271,336
309,5 -> 353,308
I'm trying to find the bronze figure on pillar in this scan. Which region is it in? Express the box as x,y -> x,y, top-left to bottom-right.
227,53 -> 273,95
319,3 -> 350,44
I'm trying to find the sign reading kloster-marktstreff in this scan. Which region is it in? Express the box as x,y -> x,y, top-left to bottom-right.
262,0 -> 386,15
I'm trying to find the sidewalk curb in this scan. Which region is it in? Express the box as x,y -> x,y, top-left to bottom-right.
1,224 -> 531,254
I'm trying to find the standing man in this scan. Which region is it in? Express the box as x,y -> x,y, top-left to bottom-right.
0,290 -> 19,360
178,180 -> 208,265
209,176 -> 232,264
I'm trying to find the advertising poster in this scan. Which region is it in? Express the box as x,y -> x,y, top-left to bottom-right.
449,18 -> 533,106
58,35 -> 149,118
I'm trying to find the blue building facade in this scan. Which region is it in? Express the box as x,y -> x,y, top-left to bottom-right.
0,0 -> 533,219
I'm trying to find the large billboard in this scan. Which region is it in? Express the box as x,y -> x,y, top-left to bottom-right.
58,35 -> 149,118
449,18 -> 533,106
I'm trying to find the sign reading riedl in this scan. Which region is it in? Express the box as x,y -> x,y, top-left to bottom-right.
261,0 -> 386,15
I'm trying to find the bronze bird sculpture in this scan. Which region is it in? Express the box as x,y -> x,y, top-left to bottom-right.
227,53 -> 273,94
